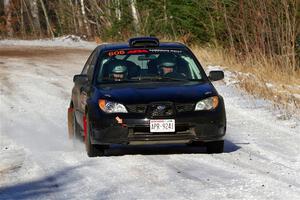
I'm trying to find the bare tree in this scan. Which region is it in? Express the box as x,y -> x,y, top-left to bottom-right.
20,0 -> 25,37
80,0 -> 91,37
4,0 -> 13,37
221,1 -> 235,52
39,0 -> 54,37
130,0 -> 140,35
30,0 -> 41,36
74,0 -> 84,35
115,0 -> 121,21
69,0 -> 79,34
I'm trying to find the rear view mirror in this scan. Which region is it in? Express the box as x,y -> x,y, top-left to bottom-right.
138,55 -> 157,61
208,71 -> 224,81
73,74 -> 88,83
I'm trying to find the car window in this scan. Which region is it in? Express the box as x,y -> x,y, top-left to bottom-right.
82,50 -> 97,75
96,49 -> 204,83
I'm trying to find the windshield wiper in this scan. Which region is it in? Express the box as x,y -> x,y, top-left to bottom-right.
99,77 -> 203,84
137,76 -> 204,82
132,76 -> 186,82
186,79 -> 204,82
98,79 -> 140,84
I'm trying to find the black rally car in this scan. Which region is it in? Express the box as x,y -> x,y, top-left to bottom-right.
67,37 -> 226,157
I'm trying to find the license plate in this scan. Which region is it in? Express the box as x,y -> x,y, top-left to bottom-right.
150,119 -> 175,133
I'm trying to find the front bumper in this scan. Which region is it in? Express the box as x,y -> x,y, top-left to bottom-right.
88,108 -> 226,145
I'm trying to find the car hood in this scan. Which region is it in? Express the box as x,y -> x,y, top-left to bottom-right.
95,82 -> 217,104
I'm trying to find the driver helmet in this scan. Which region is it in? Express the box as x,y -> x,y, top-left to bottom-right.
157,54 -> 177,75
110,64 -> 128,81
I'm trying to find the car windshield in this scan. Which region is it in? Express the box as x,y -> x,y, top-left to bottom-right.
97,49 -> 205,84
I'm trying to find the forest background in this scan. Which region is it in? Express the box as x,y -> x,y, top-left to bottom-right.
1,0 -> 299,110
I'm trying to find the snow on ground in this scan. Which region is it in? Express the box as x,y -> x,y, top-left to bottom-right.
0,43 -> 300,200
0,35 -> 97,49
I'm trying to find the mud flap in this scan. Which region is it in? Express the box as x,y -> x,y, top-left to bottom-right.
67,107 -> 74,139
83,115 -> 87,142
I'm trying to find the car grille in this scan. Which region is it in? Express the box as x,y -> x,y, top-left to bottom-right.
126,104 -> 147,114
175,103 -> 195,113
126,102 -> 195,115
147,102 -> 174,118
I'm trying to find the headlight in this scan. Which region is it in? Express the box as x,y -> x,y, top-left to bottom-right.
195,96 -> 219,111
98,99 -> 128,113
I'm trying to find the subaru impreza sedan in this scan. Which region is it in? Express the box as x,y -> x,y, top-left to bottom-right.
67,37 -> 226,157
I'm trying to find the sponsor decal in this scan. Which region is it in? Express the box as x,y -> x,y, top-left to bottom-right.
108,49 -> 149,56
107,49 -> 183,56
108,50 -> 126,57
148,49 -> 183,53
127,49 -> 149,54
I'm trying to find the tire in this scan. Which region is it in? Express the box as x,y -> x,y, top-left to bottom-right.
206,140 -> 224,154
85,114 -> 106,157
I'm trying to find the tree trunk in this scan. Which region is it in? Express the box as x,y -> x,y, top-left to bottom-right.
69,0 -> 78,34
30,0 -> 41,36
21,0 -> 35,37
130,0 -> 140,35
4,0 -> 13,37
283,0 -> 297,71
20,0 -> 25,37
222,2 -> 235,53
163,0 -> 167,26
39,0 -> 54,37
75,0 -> 84,35
115,0 -> 121,21
56,0 -> 66,35
80,0 -> 92,38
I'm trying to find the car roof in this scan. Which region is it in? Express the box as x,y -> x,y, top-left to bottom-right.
98,41 -> 188,52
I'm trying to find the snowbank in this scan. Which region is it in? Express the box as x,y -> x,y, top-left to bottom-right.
0,35 -> 97,49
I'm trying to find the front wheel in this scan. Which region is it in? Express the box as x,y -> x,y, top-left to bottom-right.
205,140 -> 224,154
85,114 -> 107,157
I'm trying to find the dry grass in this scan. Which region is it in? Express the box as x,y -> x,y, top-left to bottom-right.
192,46 -> 300,113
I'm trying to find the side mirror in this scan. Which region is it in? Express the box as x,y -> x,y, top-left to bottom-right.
209,70 -> 224,81
73,74 -> 88,83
